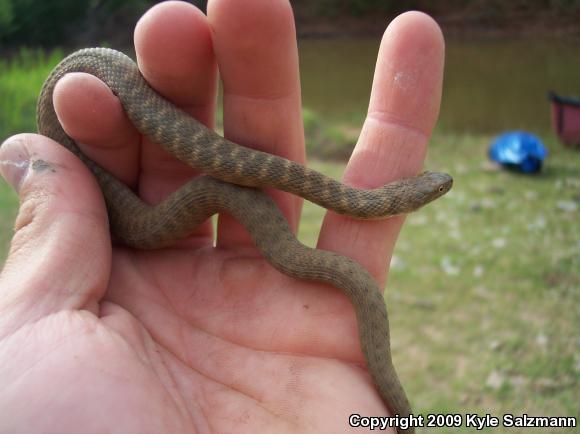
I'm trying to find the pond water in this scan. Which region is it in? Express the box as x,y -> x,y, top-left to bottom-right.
298,37 -> 580,135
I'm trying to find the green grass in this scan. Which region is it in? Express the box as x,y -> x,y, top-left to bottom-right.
0,48 -> 63,137
300,134 -> 579,429
0,49 -> 578,430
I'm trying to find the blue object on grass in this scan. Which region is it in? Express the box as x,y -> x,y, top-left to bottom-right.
489,131 -> 548,173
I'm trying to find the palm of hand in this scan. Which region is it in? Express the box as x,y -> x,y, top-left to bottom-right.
6,248 -> 378,433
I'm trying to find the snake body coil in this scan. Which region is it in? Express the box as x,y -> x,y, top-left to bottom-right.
37,48 -> 452,433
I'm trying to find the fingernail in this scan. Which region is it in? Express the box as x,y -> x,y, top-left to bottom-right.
0,136 -> 31,192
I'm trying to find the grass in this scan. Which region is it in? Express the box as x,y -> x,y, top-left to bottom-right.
297,134 -> 579,429
0,48 -> 63,137
0,49 -> 578,431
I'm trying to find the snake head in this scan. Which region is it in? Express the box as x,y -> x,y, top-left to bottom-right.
374,171 -> 454,217
415,171 -> 453,203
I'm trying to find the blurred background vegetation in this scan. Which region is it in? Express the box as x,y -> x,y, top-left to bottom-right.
1,0 -> 580,49
0,0 -> 578,430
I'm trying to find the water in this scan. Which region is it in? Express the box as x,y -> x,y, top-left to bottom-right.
298,37 -> 580,135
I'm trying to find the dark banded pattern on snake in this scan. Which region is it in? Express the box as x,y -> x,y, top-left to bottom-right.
37,48 -> 453,433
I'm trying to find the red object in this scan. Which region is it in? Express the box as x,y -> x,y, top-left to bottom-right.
549,91 -> 580,148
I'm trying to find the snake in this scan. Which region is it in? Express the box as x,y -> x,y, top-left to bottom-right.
36,48 -> 452,433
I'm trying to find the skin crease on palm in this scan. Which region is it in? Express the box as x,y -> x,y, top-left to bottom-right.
0,0 -> 445,433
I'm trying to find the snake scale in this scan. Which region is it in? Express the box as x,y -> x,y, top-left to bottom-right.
37,48 -> 452,432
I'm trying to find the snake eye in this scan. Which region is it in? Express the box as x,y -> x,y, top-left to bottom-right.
439,186 -> 445,192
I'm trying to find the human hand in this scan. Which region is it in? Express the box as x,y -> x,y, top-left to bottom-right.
0,1 -> 444,432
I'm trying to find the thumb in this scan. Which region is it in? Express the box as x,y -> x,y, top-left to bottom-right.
0,133 -> 111,335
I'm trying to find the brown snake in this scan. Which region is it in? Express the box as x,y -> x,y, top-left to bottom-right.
37,48 -> 452,432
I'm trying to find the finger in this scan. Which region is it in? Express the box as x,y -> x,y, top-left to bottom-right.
55,1 -> 218,247
53,72 -> 140,187
134,1 -> 217,197
0,134 -> 110,336
133,1 -> 217,245
207,0 -> 305,248
318,12 -> 445,286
